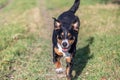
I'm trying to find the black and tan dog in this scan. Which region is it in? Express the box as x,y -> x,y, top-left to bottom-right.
52,0 -> 80,80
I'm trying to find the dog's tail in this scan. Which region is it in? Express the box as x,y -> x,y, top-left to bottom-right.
69,0 -> 80,13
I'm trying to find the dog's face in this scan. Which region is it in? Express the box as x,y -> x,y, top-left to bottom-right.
53,18 -> 79,52
57,29 -> 75,52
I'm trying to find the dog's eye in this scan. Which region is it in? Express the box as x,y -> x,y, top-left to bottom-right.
58,36 -> 61,39
58,36 -> 62,39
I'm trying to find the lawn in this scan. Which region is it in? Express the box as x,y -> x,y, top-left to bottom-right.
0,0 -> 8,6
0,0 -> 120,80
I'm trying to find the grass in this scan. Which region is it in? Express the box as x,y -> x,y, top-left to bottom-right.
2,0 -> 37,13
0,0 -> 120,80
45,0 -> 74,10
0,0 -> 39,79
73,2 -> 120,79
0,0 -> 8,6
45,0 -> 113,10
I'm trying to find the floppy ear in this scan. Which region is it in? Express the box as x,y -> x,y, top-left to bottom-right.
72,20 -> 79,31
52,17 -> 61,30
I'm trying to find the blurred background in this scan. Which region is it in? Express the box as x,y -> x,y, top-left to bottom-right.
0,0 -> 120,80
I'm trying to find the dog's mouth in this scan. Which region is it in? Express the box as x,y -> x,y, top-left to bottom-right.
62,47 -> 70,52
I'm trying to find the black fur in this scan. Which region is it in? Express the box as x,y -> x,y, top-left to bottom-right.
52,0 -> 80,80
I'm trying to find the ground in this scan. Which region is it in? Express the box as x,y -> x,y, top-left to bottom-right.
0,0 -> 120,80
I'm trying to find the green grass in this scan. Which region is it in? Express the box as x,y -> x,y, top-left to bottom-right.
0,0 -> 8,6
0,0 -> 120,80
2,0 -> 37,13
45,0 -> 74,10
0,0 -> 38,79
81,0 -> 112,5
46,0 -> 113,10
73,2 -> 120,79
74,35 -> 120,79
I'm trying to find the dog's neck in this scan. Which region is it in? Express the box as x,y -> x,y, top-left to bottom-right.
57,43 -> 70,58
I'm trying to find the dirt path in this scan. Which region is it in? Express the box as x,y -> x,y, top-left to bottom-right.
39,0 -> 53,39
38,0 -> 66,80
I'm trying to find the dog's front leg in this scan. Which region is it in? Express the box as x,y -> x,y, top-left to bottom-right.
66,56 -> 73,80
53,47 -> 64,73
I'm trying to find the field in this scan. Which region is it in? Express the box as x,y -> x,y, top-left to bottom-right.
0,0 -> 120,80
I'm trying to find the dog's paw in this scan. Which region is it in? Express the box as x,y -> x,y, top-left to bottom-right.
55,68 -> 64,74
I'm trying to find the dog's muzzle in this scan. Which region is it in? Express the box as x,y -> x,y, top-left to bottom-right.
61,39 -> 70,52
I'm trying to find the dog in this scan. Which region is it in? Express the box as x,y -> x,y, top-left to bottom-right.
52,0 -> 80,80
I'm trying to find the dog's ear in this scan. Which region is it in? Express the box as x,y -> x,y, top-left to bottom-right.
52,17 -> 61,30
72,17 -> 80,32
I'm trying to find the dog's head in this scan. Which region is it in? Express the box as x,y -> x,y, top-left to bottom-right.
53,17 -> 80,52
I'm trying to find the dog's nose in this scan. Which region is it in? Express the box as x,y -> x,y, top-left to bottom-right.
62,42 -> 67,47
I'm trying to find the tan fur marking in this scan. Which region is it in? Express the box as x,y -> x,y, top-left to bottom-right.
57,36 -> 62,45
66,57 -> 71,63
61,32 -> 64,36
55,61 -> 61,68
55,56 -> 61,69
66,57 -> 72,80
66,67 -> 70,76
68,33 -> 71,37
68,40 -> 74,45
57,39 -> 62,44
54,47 -> 63,56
